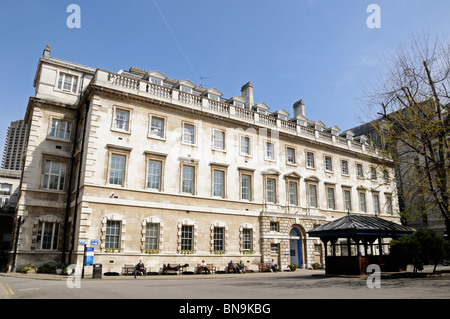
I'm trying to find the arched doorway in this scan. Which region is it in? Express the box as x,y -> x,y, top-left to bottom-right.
289,228 -> 302,267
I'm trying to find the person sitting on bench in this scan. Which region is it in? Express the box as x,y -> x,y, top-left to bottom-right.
228,260 -> 238,273
167,263 -> 189,271
269,259 -> 278,272
199,260 -> 211,274
135,259 -> 146,276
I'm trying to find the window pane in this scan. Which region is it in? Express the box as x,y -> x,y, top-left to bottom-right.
114,109 -> 130,131
109,154 -> 125,185
327,188 -> 335,209
181,225 -> 193,251
266,178 -> 275,203
386,197 -> 393,214
183,124 -> 195,144
341,161 -> 348,174
266,143 -> 273,160
309,185 -> 317,207
241,137 -> 250,155
344,190 -> 351,211
213,130 -> 224,150
106,221 -> 120,249
287,148 -> 295,164
289,182 -> 297,205
43,161 -> 67,190
145,223 -> 159,250
243,229 -> 252,251
213,170 -> 224,197
241,174 -> 251,200
214,227 -> 224,251
182,165 -> 194,194
147,160 -> 161,190
359,193 -> 366,212
357,164 -> 363,177
373,195 -> 380,215
37,222 -> 59,250
325,156 -> 332,171
150,117 -> 164,137
307,152 -> 314,167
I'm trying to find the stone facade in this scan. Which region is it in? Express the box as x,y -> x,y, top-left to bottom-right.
8,46 -> 401,274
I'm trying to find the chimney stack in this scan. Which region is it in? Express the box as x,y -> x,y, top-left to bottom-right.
43,45 -> 51,58
293,99 -> 305,117
241,82 -> 254,109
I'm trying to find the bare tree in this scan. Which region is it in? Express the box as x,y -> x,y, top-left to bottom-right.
364,34 -> 450,235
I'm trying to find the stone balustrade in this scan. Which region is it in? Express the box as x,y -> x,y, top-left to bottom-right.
93,69 -> 376,157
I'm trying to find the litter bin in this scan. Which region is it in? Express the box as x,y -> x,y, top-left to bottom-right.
93,263 -> 102,279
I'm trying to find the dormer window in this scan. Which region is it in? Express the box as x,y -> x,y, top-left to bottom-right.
150,77 -> 163,86
208,93 -> 220,101
57,72 -> 78,94
180,85 -> 192,94
314,125 -> 323,131
278,114 -> 288,121
234,101 -> 245,108
257,108 -> 267,114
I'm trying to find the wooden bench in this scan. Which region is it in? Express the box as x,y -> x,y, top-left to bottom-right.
258,263 -> 272,272
122,264 -> 136,275
163,263 -> 187,275
122,263 -> 147,276
197,263 -> 216,274
227,263 -> 246,273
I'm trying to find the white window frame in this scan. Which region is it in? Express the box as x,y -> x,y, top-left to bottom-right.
265,177 -> 277,203
308,184 -> 317,208
182,122 -> 197,145
265,141 -> 275,161
181,164 -> 196,195
343,189 -> 352,212
48,118 -> 72,141
56,72 -> 79,94
212,168 -> 225,198
147,159 -> 163,191
286,147 -> 296,165
148,114 -> 166,140
145,223 -> 160,250
341,160 -> 349,176
212,129 -> 225,151
359,191 -> 367,212
42,160 -> 67,191
36,221 -> 60,251
306,151 -> 315,169
327,187 -> 335,210
324,155 -> 333,172
112,107 -> 132,133
240,136 -> 252,156
288,181 -> 298,206
240,170 -> 253,201
373,193 -> 380,215
356,163 -> 364,178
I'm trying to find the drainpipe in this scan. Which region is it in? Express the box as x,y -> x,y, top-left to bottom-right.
61,75 -> 84,265
68,100 -> 90,263
61,103 -> 81,264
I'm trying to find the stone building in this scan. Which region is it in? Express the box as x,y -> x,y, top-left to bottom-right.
2,120 -> 28,171
8,46 -> 400,274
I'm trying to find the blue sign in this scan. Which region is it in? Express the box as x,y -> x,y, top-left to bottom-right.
90,239 -> 99,246
85,247 -> 94,265
79,240 -> 86,245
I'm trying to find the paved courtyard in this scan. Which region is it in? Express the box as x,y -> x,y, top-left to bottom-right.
2,266 -> 449,300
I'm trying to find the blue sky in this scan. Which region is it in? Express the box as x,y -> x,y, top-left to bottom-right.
0,0 -> 449,154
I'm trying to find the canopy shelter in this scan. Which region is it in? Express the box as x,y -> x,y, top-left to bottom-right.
308,215 -> 415,275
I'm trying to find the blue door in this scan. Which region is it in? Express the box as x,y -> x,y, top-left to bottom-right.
289,228 -> 302,267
